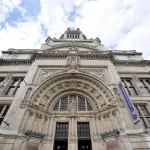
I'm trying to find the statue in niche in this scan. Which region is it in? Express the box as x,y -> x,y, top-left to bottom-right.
69,96 -> 76,116
0,73 -> 13,95
67,55 -> 80,71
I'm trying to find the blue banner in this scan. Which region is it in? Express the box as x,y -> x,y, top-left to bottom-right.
119,81 -> 138,120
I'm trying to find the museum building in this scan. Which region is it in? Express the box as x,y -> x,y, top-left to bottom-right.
0,28 -> 150,150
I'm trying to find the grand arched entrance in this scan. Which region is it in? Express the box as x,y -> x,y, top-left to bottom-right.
20,71 -> 120,150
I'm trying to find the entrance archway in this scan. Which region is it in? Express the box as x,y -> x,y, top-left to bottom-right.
21,72 -> 119,150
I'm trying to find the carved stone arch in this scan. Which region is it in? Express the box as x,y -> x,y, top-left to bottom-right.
50,90 -> 97,112
36,78 -> 107,109
29,72 -> 116,113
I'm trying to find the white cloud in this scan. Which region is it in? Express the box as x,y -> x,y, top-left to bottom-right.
0,21 -> 43,50
0,0 -> 150,59
0,0 -> 21,23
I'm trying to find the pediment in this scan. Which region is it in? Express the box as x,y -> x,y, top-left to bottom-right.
43,42 -> 100,52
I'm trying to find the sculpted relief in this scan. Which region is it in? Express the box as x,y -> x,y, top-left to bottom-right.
80,68 -> 111,84
39,69 -> 65,82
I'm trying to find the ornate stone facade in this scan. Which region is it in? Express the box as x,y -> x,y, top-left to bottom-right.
0,28 -> 150,150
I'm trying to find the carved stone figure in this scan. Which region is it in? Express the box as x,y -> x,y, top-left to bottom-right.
69,96 -> 76,116
67,55 -> 80,70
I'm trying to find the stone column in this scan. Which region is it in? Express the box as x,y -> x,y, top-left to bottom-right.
68,117 -> 77,150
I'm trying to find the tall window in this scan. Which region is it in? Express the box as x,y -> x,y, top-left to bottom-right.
139,79 -> 150,95
77,122 -> 90,138
134,104 -> 150,128
6,78 -> 23,96
55,123 -> 69,138
121,78 -> 137,96
53,95 -> 92,111
0,105 -> 10,125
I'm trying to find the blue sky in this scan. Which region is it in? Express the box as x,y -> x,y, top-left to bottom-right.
0,0 -> 150,59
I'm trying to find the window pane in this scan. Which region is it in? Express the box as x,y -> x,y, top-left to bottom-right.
0,106 -> 3,112
140,105 -> 149,115
60,97 -> 68,111
87,101 -> 92,111
141,87 -> 150,95
55,123 -> 68,138
78,97 -> 86,111
2,106 -> 9,117
77,122 -> 90,138
14,87 -> 20,96
0,118 -> 4,125
7,87 -> 15,95
0,78 -> 4,83
126,80 -> 132,86
12,79 -> 19,86
146,118 -> 150,126
129,87 -> 137,95
145,79 -> 150,86
54,101 -> 59,111
134,106 -> 141,116
140,118 -> 147,129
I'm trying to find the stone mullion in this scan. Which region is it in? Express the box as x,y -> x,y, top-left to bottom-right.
143,79 -> 150,93
0,105 -> 7,117
131,78 -> 140,95
69,117 -> 72,136
123,79 -> 130,95
13,78 -> 21,95
71,117 -> 75,135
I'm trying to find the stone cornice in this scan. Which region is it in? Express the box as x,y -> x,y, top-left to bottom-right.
113,60 -> 150,66
0,59 -> 33,66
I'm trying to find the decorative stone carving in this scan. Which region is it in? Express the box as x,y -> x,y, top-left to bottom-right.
113,87 -> 125,108
69,95 -> 76,114
80,68 -> 110,83
66,55 -> 80,71
11,54 -> 18,59
40,69 -> 64,82
0,73 -> 13,95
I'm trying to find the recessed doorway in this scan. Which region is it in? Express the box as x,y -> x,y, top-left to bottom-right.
78,140 -> 92,150
54,140 -> 68,150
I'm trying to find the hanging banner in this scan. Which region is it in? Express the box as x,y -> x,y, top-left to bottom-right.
119,81 -> 138,121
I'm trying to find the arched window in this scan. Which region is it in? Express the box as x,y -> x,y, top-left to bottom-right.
53,95 -> 92,111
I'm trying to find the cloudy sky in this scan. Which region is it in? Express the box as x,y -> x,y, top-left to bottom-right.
0,0 -> 150,59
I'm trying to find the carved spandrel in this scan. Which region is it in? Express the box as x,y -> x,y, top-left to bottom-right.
40,69 -> 64,82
